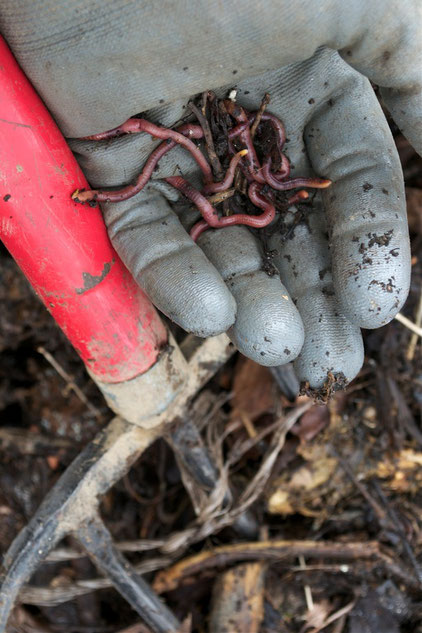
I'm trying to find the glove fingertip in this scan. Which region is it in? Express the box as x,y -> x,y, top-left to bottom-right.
227,273 -> 305,367
145,262 -> 237,337
293,292 -> 364,389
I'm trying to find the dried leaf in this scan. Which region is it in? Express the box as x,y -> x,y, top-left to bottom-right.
267,414 -> 359,519
267,489 -> 294,515
375,449 -> 422,492
290,456 -> 337,491
231,357 -> 275,421
268,449 -> 338,516
290,405 -> 330,442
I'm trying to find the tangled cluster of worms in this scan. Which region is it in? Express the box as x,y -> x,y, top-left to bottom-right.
72,92 -> 331,241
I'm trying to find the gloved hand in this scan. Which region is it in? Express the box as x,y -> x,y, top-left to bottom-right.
2,1 -> 420,388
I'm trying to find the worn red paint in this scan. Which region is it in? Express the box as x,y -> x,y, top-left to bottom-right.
0,37 -> 167,383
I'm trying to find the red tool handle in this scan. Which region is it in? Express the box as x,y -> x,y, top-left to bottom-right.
0,37 -> 167,383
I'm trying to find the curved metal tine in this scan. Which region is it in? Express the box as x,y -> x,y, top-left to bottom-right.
76,516 -> 180,633
168,418 -> 219,491
0,417 -> 161,632
270,364 -> 300,401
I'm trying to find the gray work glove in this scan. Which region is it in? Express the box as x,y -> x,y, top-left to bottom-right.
2,1 -> 420,388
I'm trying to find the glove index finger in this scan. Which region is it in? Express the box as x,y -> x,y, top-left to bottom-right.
103,189 -> 237,338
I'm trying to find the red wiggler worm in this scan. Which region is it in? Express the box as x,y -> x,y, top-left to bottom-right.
73,123 -> 206,203
186,181 -> 276,240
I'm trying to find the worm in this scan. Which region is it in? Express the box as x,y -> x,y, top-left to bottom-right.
125,122 -> 212,185
189,219 -> 211,241
287,190 -> 309,205
226,107 -> 287,184
245,182 -> 277,227
185,181 -> 276,241
262,155 -> 291,182
72,123 -> 207,203
227,122 -> 249,139
261,156 -> 331,191
190,185 -> 309,241
164,176 -> 220,227
81,119 -> 203,142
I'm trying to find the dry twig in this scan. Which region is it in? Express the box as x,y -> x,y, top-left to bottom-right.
161,402 -> 311,554
37,346 -> 102,420
46,539 -> 166,562
299,555 -> 314,612
372,480 -> 422,586
332,449 -> 387,523
152,539 -> 412,594
395,312 -> 422,338
188,100 -> 223,179
0,427 -> 74,456
20,557 -> 173,606
249,92 -> 271,139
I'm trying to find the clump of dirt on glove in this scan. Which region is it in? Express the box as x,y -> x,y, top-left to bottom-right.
300,371 -> 348,404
